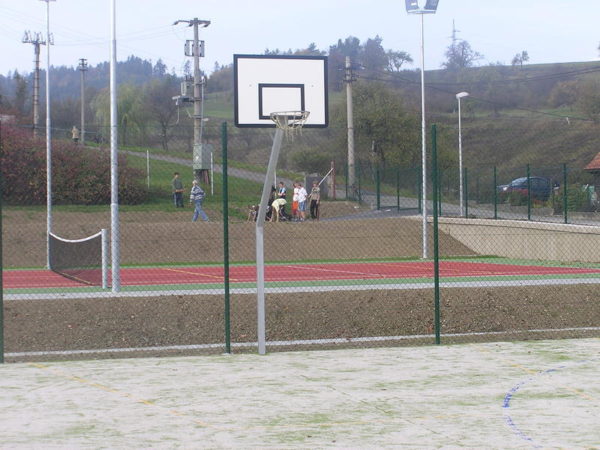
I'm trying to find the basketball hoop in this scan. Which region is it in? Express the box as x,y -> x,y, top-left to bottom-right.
270,111 -> 310,139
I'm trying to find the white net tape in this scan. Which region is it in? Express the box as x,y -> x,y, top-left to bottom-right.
270,111 -> 310,139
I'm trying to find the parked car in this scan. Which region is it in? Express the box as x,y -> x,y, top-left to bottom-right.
497,176 -> 552,202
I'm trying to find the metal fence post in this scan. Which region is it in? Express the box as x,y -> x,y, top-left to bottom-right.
221,122 -> 231,354
431,124 -> 441,345
493,166 -> 498,220
396,169 -> 400,210
376,164 -> 381,210
563,163 -> 568,224
418,165 -> 423,214
527,164 -> 531,221
464,167 -> 469,218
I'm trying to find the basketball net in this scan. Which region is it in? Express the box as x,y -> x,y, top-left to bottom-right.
270,111 -> 310,140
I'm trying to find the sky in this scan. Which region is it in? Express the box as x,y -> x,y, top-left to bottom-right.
1,0 -> 599,77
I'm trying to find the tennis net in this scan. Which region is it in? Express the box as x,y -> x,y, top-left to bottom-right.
49,229 -> 108,287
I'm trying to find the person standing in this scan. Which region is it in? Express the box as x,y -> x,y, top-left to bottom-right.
297,182 -> 308,222
291,182 -> 300,221
189,179 -> 209,222
172,172 -> 184,208
71,126 -> 80,143
309,180 -> 321,220
277,181 -> 287,200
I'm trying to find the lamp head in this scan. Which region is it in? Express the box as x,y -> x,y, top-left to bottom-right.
405,0 -> 439,13
456,92 -> 470,99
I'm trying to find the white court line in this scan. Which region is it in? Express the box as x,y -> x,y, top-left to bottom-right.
5,277 -> 600,301
6,326 -> 600,359
287,264 -> 385,277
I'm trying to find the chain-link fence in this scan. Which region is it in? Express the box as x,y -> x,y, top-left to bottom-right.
1,121 -> 599,362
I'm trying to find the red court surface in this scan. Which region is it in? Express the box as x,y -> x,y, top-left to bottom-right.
4,261 -> 600,290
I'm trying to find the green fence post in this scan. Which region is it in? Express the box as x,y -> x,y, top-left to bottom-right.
0,119 -> 4,363
493,166 -> 498,220
376,164 -> 381,210
396,169 -> 400,210
563,163 -> 568,224
464,167 -> 469,218
527,164 -> 531,221
221,122 -> 231,354
431,124 -> 441,345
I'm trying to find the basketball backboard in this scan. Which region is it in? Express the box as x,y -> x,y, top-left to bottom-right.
233,54 -> 328,128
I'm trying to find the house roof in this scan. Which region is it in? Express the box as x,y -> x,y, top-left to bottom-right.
584,152 -> 600,172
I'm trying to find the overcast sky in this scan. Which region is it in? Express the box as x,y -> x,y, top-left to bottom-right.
1,0 -> 599,77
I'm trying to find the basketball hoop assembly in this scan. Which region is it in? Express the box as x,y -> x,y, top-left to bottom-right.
269,111 -> 310,139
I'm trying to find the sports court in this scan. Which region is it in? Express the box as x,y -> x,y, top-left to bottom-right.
0,338 -> 598,447
5,259 -> 600,292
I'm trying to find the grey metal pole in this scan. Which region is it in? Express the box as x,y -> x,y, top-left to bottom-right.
101,228 -> 108,289
345,56 -> 355,193
43,0 -> 54,270
458,96 -> 463,216
110,0 -> 120,292
419,14 -> 428,259
256,125 -> 285,355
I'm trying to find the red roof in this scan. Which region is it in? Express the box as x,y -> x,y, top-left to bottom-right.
584,152 -> 600,172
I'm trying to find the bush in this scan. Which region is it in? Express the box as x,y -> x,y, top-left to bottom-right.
1,125 -> 147,205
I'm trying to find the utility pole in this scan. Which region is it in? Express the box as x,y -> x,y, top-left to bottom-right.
344,56 -> 357,196
78,58 -> 88,145
173,18 -> 210,183
22,31 -> 47,137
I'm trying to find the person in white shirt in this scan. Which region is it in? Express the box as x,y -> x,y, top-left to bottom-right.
297,182 -> 308,222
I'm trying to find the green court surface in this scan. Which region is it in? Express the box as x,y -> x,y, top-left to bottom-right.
0,338 -> 598,447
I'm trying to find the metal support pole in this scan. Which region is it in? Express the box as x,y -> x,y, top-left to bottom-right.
101,228 -> 108,289
431,124 -> 441,345
43,0 -> 54,270
493,166 -> 498,220
256,126 -> 285,355
526,164 -> 531,221
563,163 -> 568,224
110,0 -> 120,292
222,122 -> 231,353
376,165 -> 381,210
419,14 -> 428,259
464,167 -> 469,218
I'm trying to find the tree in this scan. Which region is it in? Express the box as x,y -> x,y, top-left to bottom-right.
577,79 -> 600,122
511,51 -> 530,68
361,36 -> 388,74
13,71 -> 28,117
386,50 -> 413,72
328,36 -> 362,90
142,75 -> 179,151
442,40 -> 483,71
352,81 -> 420,168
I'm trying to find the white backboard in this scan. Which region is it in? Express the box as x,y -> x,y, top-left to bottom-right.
234,54 -> 328,128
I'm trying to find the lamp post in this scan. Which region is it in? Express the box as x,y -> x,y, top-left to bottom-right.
405,0 -> 440,259
40,0 -> 56,269
456,91 -> 469,217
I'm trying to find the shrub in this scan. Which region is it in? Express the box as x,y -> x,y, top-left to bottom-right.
1,125 -> 147,205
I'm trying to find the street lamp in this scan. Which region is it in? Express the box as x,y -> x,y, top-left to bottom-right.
456,91 -> 469,217
40,0 -> 56,269
405,0 -> 440,259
